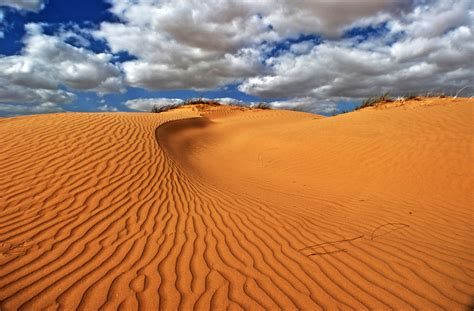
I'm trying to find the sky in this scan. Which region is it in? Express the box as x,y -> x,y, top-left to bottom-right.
0,0 -> 473,116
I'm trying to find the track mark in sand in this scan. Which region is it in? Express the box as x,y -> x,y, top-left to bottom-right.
300,222 -> 410,257
370,223 -> 410,241
299,235 -> 364,256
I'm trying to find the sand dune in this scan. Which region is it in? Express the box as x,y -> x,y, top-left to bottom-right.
0,98 -> 473,310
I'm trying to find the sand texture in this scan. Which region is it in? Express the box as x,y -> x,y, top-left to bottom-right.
1,98 -> 473,310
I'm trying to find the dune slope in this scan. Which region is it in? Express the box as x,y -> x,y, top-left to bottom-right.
1,98 -> 473,310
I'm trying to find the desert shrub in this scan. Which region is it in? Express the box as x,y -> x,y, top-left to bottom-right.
150,104 -> 181,113
182,98 -> 221,106
253,102 -> 272,109
454,85 -> 472,98
149,99 -> 281,113
405,94 -> 419,100
356,92 -> 392,110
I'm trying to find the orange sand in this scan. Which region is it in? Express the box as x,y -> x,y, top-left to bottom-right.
0,97 -> 473,309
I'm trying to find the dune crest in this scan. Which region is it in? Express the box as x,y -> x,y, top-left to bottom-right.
1,98 -> 473,310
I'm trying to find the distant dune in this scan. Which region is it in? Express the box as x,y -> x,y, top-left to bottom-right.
0,97 -> 473,310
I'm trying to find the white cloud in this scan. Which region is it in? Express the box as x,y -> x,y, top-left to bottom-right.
95,1 -> 271,91
0,102 -> 63,116
124,98 -> 184,111
97,103 -> 119,112
389,0 -> 472,38
121,48 -> 263,90
3,0 -> 474,116
95,0 -> 413,92
96,0 -> 474,115
213,97 -> 246,105
240,0 -> 474,102
0,0 -> 44,12
0,23 -> 124,108
268,97 -> 337,114
0,81 -> 76,104
262,0 -> 411,38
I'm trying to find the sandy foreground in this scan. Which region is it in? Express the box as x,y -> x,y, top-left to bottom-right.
0,98 -> 473,310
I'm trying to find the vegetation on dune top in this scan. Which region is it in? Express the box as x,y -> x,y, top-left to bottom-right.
151,98 -> 221,113
150,90 -> 471,115
150,98 -> 272,113
354,89 -> 470,111
355,92 -> 393,110
151,104 -> 182,113
252,102 -> 272,110
182,98 -> 222,107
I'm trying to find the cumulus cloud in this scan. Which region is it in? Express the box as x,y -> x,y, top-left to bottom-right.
268,98 -> 338,114
3,0 -> 474,115
213,97 -> 246,105
95,0 -> 271,91
389,0 -> 472,38
240,0 -> 474,101
262,0 -> 411,38
0,23 -> 123,108
0,0 -> 45,12
121,48 -> 263,90
0,81 -> 76,104
98,104 -> 119,112
125,98 -> 184,111
0,102 -> 63,117
96,0 -> 413,92
95,0 -> 474,114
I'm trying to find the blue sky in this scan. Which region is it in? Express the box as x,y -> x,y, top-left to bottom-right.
0,0 -> 472,116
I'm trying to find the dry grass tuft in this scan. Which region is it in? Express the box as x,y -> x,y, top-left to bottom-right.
252,102 -> 272,110
151,98 -> 222,113
356,92 -> 393,110
151,104 -> 181,113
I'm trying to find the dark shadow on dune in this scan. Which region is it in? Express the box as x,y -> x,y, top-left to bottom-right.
155,117 -> 214,169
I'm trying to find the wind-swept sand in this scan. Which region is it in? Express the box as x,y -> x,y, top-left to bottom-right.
0,98 -> 473,310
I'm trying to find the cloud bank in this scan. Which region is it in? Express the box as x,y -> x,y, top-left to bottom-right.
0,0 -> 45,12
1,0 -> 473,115
0,23 -> 123,112
240,0 -> 474,101
101,0 -> 473,111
